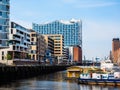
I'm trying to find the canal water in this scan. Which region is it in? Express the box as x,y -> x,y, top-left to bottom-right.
0,71 -> 120,90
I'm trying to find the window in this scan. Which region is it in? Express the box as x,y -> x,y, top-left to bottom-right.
11,29 -> 13,34
2,51 -> 4,60
2,51 -> 4,55
0,11 -> 2,16
31,50 -> 36,54
2,56 -> 4,60
55,41 -> 60,43
0,26 -> 2,30
55,44 -> 60,46
32,34 -> 36,37
13,46 -> 15,50
55,37 -> 60,40
31,38 -> 34,41
31,42 -> 36,45
55,50 -> 60,51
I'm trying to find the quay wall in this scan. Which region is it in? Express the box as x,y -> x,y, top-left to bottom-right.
0,65 -> 70,82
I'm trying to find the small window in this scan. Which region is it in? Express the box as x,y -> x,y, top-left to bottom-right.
2,56 -> 4,60
31,38 -> 34,41
0,26 -> 2,30
0,11 -> 2,16
13,46 -> 15,50
2,51 -> 4,55
11,29 -> 13,34
0,40 -> 1,44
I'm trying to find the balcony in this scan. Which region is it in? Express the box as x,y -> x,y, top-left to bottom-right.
16,32 -> 24,37
13,36 -> 21,41
24,39 -> 31,44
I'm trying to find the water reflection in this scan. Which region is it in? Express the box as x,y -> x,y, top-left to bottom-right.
0,71 -> 120,90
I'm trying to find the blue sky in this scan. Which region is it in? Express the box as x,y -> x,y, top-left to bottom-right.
10,0 -> 120,60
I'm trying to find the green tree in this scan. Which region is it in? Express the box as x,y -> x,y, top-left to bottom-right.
6,54 -> 12,60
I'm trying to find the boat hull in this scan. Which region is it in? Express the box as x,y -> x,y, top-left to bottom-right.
78,78 -> 120,86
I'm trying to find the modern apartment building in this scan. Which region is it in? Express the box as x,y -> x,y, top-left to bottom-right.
37,34 -> 46,61
44,34 -> 64,64
9,22 -> 31,60
43,35 -> 54,63
44,35 -> 54,57
30,30 -> 38,61
63,47 -> 69,62
30,30 -> 46,61
0,0 -> 10,48
32,19 -> 82,47
112,38 -> 120,64
0,22 -> 31,63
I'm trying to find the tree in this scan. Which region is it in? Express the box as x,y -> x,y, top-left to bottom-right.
6,54 -> 12,60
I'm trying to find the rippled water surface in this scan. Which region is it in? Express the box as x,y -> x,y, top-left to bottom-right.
0,71 -> 120,90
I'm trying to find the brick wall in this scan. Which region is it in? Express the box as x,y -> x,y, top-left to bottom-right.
73,46 -> 82,63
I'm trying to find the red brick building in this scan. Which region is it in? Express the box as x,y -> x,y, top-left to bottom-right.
112,38 -> 120,64
73,46 -> 82,63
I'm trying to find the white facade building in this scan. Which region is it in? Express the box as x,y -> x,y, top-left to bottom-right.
0,22 -> 30,65
68,46 -> 74,62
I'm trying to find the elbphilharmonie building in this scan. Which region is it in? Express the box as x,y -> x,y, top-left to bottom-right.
32,19 -> 82,47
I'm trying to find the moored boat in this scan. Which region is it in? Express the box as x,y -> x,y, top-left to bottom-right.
78,72 -> 120,86
78,78 -> 120,86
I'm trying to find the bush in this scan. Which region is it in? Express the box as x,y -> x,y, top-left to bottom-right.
7,54 -> 12,60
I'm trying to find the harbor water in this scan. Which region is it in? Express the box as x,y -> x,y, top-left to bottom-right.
0,71 -> 120,90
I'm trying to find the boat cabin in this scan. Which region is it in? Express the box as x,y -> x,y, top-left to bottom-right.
80,73 -> 90,79
67,66 -> 83,78
92,73 -> 108,79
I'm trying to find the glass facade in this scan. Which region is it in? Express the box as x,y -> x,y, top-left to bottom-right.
0,0 -> 10,48
32,19 -> 82,47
